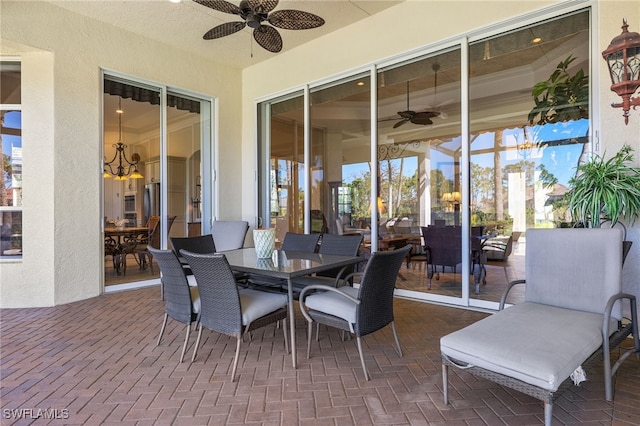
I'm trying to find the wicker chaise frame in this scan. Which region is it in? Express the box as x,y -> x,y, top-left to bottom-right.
442,279 -> 640,425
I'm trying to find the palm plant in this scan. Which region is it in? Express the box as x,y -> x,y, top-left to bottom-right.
567,144 -> 640,229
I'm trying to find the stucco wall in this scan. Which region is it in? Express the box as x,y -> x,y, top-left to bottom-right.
598,3 -> 640,315
0,1 -> 243,307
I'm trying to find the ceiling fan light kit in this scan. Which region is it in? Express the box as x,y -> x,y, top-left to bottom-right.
194,0 -> 324,53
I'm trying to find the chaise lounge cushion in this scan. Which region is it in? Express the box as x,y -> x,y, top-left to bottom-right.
440,301 -> 613,391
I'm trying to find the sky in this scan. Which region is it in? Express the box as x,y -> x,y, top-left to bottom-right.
2,110 -> 21,156
342,119 -> 588,187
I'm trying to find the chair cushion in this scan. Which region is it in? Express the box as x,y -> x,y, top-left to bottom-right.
238,288 -> 288,326
440,302 -> 605,391
304,286 -> 359,324
190,286 -> 201,314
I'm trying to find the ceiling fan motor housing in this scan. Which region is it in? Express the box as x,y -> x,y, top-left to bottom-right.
240,0 -> 266,28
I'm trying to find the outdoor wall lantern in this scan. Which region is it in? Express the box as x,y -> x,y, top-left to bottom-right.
602,18 -> 640,125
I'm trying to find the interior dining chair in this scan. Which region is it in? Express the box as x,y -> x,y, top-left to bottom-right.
141,216 -> 176,273
148,247 -> 201,363
299,245 -> 411,380
122,216 -> 176,275
104,236 -> 122,274
180,250 -> 289,382
480,234 -> 514,286
211,220 -> 249,252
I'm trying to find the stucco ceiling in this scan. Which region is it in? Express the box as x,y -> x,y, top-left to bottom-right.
49,0 -> 404,69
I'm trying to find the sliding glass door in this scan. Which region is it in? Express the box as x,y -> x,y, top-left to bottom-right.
466,10 -> 589,307
256,8 -> 591,309
103,75 -> 213,288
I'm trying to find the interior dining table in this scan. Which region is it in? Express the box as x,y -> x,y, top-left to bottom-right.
104,226 -> 150,274
104,226 -> 149,240
222,248 -> 362,369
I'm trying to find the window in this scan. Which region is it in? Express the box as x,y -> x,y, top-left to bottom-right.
1,61 -> 22,258
257,7 -> 591,306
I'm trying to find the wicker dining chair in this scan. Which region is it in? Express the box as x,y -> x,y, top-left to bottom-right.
290,233 -> 363,294
280,232 -> 321,252
211,220 -> 249,251
299,245 -> 411,380
170,234 -> 216,275
180,250 -> 289,382
149,247 -> 201,363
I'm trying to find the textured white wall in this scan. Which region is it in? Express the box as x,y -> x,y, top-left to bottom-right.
598,2 -> 640,322
0,1 -> 243,307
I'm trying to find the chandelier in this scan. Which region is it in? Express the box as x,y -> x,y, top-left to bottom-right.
517,126 -> 534,159
103,97 -> 143,181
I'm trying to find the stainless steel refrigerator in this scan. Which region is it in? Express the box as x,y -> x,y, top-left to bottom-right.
143,183 -> 160,225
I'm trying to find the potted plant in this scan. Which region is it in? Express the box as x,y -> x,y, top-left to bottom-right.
566,144 -> 640,261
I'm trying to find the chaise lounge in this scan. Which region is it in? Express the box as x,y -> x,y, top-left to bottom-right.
440,228 -> 639,426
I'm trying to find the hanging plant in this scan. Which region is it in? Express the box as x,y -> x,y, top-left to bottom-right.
528,55 -> 589,125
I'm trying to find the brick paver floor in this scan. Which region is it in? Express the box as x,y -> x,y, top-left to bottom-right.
1,286 -> 639,425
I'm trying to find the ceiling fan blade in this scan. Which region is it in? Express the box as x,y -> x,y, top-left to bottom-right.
193,0 -> 242,15
268,10 -> 325,30
203,21 -> 246,39
416,111 -> 440,119
397,110 -> 415,119
393,119 -> 409,129
253,25 -> 283,52
247,0 -> 279,14
411,116 -> 434,125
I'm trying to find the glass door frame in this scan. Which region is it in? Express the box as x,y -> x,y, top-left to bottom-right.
101,69 -> 215,292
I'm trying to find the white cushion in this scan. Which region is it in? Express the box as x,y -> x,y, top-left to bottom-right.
238,288 -> 288,326
304,286 -> 359,324
190,286 -> 201,314
440,302 -> 605,391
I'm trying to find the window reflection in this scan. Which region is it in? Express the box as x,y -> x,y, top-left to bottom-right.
257,8 -> 591,303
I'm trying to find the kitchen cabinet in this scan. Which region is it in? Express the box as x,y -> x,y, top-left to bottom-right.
144,157 -> 185,188
144,159 -> 161,184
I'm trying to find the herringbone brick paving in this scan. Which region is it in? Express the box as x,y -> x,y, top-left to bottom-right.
1,286 -> 639,425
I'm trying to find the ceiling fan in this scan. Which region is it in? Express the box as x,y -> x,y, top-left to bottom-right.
381,63 -> 450,128
382,81 -> 440,129
386,81 -> 441,128
194,0 -> 325,53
